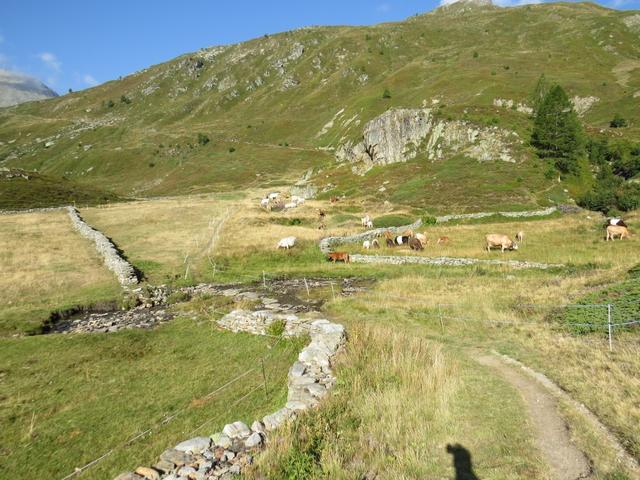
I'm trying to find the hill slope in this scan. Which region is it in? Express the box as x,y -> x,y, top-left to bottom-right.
0,2 -> 639,211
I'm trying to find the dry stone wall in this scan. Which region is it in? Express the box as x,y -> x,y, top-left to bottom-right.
435,206 -> 558,223
115,293 -> 346,480
349,254 -> 563,270
66,206 -> 138,287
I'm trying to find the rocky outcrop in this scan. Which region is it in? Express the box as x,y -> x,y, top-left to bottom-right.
66,207 -> 138,287
349,254 -> 563,270
571,96 -> 599,116
493,98 -> 533,115
336,108 -> 520,174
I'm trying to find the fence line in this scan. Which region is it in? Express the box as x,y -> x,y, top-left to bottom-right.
59,334 -> 290,480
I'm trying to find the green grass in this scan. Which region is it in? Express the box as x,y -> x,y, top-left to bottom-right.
0,316 -> 302,479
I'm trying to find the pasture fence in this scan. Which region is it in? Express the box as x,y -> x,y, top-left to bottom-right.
59,334 -> 293,480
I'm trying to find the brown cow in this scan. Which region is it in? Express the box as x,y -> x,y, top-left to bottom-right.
409,237 -> 424,251
327,252 -> 350,263
606,225 -> 630,241
437,236 -> 450,245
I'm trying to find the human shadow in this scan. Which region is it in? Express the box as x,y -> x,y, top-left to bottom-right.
446,443 -> 479,480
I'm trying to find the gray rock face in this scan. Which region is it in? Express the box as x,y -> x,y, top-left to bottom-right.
0,69 -> 58,108
336,107 -> 520,174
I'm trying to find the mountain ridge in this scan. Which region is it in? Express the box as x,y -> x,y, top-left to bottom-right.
0,1 -> 638,212
0,69 -> 58,108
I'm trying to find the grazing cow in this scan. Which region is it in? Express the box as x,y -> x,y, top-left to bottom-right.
409,237 -> 424,251
268,192 -> 280,201
327,252 -> 350,263
277,236 -> 297,249
386,238 -> 395,248
516,231 -> 524,243
383,230 -> 394,241
365,220 -> 374,229
372,239 -> 380,249
363,240 -> 371,250
437,236 -> 450,245
606,225 -> 630,241
415,233 -> 428,247
260,198 -> 269,209
606,218 -> 628,228
486,234 -> 518,253
395,235 -> 411,246
361,214 -> 371,227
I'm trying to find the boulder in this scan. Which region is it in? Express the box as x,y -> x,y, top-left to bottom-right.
244,432 -> 263,449
222,421 -> 251,439
211,432 -> 232,449
174,436 -> 211,454
134,467 -> 160,480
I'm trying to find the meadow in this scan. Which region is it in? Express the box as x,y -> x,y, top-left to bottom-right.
1,195 -> 638,478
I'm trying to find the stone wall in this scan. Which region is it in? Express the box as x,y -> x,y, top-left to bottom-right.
116,304 -> 346,480
349,254 -> 563,270
0,206 -> 67,216
66,206 -> 138,287
319,219 -> 423,254
435,206 -> 557,223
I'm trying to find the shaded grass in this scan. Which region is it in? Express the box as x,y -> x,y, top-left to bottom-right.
0,317 -> 301,480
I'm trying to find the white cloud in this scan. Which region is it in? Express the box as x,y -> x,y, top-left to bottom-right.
82,74 -> 98,86
37,52 -> 61,72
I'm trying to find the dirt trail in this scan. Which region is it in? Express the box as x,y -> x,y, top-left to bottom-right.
473,353 -> 592,480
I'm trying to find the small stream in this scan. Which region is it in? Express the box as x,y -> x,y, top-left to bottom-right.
47,278 -> 371,335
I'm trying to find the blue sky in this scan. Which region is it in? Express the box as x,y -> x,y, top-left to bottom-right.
2,0 -> 638,93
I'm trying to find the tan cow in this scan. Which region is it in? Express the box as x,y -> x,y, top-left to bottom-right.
486,234 -> 518,253
606,225 -> 630,241
516,231 -> 524,243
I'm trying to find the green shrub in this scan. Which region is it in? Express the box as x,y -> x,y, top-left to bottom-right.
382,88 -> 392,99
473,51 -> 479,58
610,114 -> 628,128
167,290 -> 191,305
421,215 -> 437,226
229,147 -> 236,153
197,133 -> 210,146
120,95 -> 131,104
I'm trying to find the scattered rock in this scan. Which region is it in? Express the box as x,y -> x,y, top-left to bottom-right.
174,437 -> 211,454
134,467 -> 160,480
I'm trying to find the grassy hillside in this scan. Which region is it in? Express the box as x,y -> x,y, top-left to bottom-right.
1,2 -> 639,209
0,168 -> 123,210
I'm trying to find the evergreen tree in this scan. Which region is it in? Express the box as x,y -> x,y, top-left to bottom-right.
530,74 -> 549,115
531,84 -> 584,174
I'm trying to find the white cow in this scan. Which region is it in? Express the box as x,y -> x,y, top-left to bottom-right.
268,192 -> 280,201
260,198 -> 269,208
277,236 -> 297,249
365,220 -> 373,229
363,240 -> 371,249
361,215 -> 371,227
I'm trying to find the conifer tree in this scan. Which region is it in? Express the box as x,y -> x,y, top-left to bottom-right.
531,84 -> 584,174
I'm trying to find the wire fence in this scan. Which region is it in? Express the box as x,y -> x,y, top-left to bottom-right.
334,290 -> 639,352
59,334 -> 293,480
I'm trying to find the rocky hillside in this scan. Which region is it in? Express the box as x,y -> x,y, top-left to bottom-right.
0,2 -> 639,211
0,69 -> 57,108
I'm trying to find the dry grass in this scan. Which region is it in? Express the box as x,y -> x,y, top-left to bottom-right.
330,271 -> 640,476
345,211 -> 640,271
250,323 -> 547,479
0,210 -> 120,335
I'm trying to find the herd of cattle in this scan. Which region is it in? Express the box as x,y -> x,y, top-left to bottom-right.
271,203 -> 632,263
